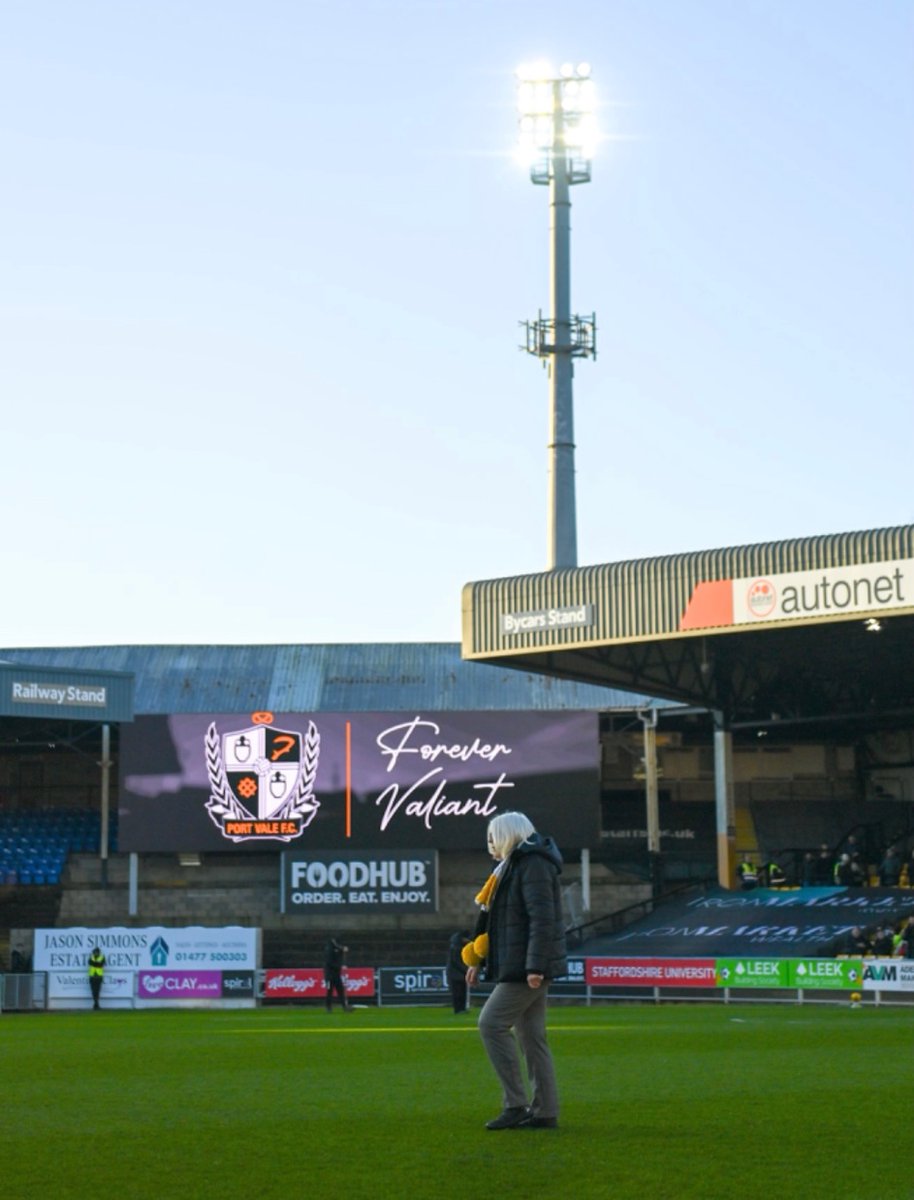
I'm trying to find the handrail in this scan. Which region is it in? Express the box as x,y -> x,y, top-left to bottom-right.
565,878 -> 715,945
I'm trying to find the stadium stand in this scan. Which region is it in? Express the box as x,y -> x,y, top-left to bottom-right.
0,809 -> 116,886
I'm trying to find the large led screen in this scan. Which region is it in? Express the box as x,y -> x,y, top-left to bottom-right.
119,710 -> 600,852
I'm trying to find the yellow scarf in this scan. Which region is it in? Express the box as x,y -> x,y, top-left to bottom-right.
460,871 -> 501,967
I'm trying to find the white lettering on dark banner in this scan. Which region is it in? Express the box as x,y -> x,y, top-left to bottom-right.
291,859 -> 427,889
374,768 -> 510,832
377,717 -> 511,771
372,716 -> 520,833
499,605 -> 594,636
11,681 -> 107,706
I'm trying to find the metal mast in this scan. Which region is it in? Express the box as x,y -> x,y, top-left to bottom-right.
518,63 -> 597,570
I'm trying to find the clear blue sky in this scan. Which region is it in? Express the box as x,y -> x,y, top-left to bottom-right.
2,0 -> 911,647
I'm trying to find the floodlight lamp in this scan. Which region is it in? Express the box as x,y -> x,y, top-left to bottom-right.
517,60 -> 555,82
577,61 -> 591,77
577,79 -> 596,109
561,105 -> 598,148
560,62 -> 575,78
517,82 -> 536,113
560,79 -> 595,118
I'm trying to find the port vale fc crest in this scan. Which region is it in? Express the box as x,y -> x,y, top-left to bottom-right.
205,712 -> 320,843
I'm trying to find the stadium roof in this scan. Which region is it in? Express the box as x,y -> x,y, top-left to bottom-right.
461,524 -> 914,728
0,643 -> 664,716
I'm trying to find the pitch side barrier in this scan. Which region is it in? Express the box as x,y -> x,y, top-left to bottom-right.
585,957 -> 914,1006
259,959 -> 590,1006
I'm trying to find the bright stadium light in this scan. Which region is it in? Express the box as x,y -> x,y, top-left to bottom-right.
515,61 -> 598,570
515,61 -> 597,185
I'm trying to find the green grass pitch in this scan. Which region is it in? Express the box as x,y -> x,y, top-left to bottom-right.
2,1001 -> 911,1200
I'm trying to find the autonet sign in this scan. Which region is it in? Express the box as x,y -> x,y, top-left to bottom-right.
281,850 -> 438,913
680,556 -> 914,632
120,710 -> 599,852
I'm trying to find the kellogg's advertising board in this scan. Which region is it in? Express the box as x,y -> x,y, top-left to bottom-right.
119,710 -> 599,852
262,968 -> 375,1001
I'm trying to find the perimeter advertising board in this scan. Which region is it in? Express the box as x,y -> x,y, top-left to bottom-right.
862,960 -> 914,992
262,968 -> 375,1002
379,966 -> 450,1005
586,957 -> 864,991
587,958 -> 717,988
119,710 -> 600,852
34,926 -> 259,1008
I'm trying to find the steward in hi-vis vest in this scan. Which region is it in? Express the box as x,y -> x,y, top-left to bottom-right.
88,947 -> 106,1010
736,859 -> 758,890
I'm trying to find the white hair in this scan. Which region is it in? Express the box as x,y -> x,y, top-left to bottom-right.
487,811 -> 536,860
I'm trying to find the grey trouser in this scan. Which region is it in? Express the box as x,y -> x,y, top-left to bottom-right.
477,981 -> 559,1119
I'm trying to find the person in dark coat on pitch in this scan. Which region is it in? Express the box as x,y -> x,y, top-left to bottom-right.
463,811 -> 567,1131
446,931 -> 471,1013
323,937 -> 351,1012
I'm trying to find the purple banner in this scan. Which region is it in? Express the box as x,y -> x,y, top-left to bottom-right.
119,710 -> 600,852
137,970 -> 223,999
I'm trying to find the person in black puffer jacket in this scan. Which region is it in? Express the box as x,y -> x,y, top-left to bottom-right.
463,811 -> 567,1131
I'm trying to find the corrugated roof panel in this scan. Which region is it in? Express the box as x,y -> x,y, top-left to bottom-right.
0,644 -> 664,714
464,524 -> 914,655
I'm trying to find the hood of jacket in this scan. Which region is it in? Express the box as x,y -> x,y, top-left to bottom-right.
510,832 -> 563,874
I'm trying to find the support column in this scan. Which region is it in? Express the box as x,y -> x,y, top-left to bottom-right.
580,847 -> 591,913
128,853 -> 139,917
546,86 -> 577,569
713,713 -> 736,889
639,709 -> 661,890
99,724 -> 111,888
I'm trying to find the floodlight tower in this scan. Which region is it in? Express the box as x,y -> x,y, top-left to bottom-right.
517,62 -> 597,571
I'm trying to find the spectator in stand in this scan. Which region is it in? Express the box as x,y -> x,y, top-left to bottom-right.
801,852 -> 817,887
736,857 -> 758,890
834,854 -> 855,886
836,926 -> 870,956
814,845 -> 835,886
871,924 -> 895,956
903,849 -> 914,887
879,846 -> 903,887
843,834 -> 863,861
763,856 -> 789,888
899,916 -> 914,959
848,853 -> 868,887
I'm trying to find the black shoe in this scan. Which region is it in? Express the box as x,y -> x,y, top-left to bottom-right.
518,1114 -> 559,1129
485,1106 -> 531,1130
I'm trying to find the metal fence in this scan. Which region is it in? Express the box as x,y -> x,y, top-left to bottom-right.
1,972 -> 47,1011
